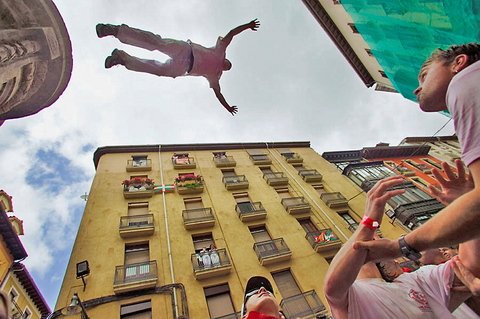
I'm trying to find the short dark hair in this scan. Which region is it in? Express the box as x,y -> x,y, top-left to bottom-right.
424,43 -> 480,68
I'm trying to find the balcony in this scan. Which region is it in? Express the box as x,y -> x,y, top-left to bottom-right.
214,156 -> 237,167
122,178 -> 154,199
236,202 -> 267,222
282,153 -> 303,163
126,159 -> 152,172
280,290 -> 327,319
223,175 -> 249,190
249,154 -> 272,165
263,172 -> 288,186
281,197 -> 311,214
305,229 -> 341,253
253,238 -> 292,266
395,166 -> 416,176
298,169 -> 323,183
119,214 -> 155,238
183,208 -> 215,230
173,157 -> 196,169
113,261 -> 158,294
175,174 -> 204,195
320,192 -> 348,208
191,248 -> 232,280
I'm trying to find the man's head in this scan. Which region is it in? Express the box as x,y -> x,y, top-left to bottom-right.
223,59 -> 232,71
241,276 -> 282,318
414,43 -> 480,112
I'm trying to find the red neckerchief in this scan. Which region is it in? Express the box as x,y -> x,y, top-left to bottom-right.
245,311 -> 278,319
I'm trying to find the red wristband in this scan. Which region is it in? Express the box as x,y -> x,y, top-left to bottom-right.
361,215 -> 379,229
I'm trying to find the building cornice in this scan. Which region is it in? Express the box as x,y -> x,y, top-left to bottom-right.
93,141 -> 311,169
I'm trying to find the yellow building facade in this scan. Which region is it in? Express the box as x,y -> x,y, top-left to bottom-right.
53,142 -> 405,319
0,190 -> 50,318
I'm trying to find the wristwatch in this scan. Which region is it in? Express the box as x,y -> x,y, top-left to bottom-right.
398,235 -> 422,261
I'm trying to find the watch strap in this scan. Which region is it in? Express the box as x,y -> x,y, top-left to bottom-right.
398,235 -> 422,261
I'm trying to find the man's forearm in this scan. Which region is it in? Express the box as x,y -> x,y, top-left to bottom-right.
324,225 -> 376,303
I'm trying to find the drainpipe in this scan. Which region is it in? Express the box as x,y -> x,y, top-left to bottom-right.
158,145 -> 179,317
265,143 -> 348,241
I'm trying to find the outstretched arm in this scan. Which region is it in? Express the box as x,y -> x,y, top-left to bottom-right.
222,19 -> 260,47
354,159 -> 480,262
324,176 -> 405,315
212,87 -> 238,115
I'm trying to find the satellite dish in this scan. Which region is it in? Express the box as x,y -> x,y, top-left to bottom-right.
80,193 -> 88,201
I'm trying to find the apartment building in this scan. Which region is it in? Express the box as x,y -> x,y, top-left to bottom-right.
52,141 -> 408,318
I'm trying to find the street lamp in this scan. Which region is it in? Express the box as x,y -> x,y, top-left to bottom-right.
60,293 -> 89,319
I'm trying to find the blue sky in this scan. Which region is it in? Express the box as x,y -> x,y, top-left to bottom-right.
0,0 -> 455,309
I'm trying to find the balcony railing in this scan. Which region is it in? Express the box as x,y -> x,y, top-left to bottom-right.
126,159 -> 152,172
11,299 -> 23,319
305,229 -> 341,253
175,181 -> 204,195
119,214 -> 155,238
113,260 -> 158,294
263,172 -> 288,186
222,175 -> 249,190
191,248 -> 232,279
281,197 -> 311,214
320,192 -> 348,208
214,156 -> 237,167
183,208 -> 215,230
282,153 -> 303,163
298,169 -> 323,183
249,154 -> 272,165
173,157 -> 196,169
280,290 -> 326,319
253,238 -> 292,266
236,202 -> 267,222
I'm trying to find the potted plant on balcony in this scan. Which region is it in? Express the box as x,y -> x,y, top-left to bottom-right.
175,174 -> 203,193
122,178 -> 154,191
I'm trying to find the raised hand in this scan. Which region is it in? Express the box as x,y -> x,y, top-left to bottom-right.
228,106 -> 238,116
428,159 -> 474,205
248,19 -> 260,31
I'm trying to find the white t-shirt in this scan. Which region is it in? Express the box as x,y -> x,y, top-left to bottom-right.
347,261 -> 455,318
187,36 -> 227,90
446,60 -> 480,167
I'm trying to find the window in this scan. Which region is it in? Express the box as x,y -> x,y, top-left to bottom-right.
276,188 -> 292,199
184,197 -> 204,210
365,48 -> 373,56
124,243 -> 150,279
422,158 -> 442,169
272,270 -> 301,298
192,233 -> 214,253
132,155 -> 147,167
21,308 -> 31,319
259,167 -> 273,174
298,218 -> 317,233
121,300 -> 152,319
411,177 -> 429,189
338,211 -> 357,229
234,192 -> 254,212
128,202 -> 149,216
348,23 -> 359,33
172,153 -> 190,165
249,226 -> 271,242
9,288 -> 18,302
313,184 -> 326,195
221,169 -> 236,177
204,284 -> 236,319
379,70 -> 387,78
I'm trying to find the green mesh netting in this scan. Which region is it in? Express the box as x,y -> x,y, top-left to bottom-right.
341,0 -> 480,116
